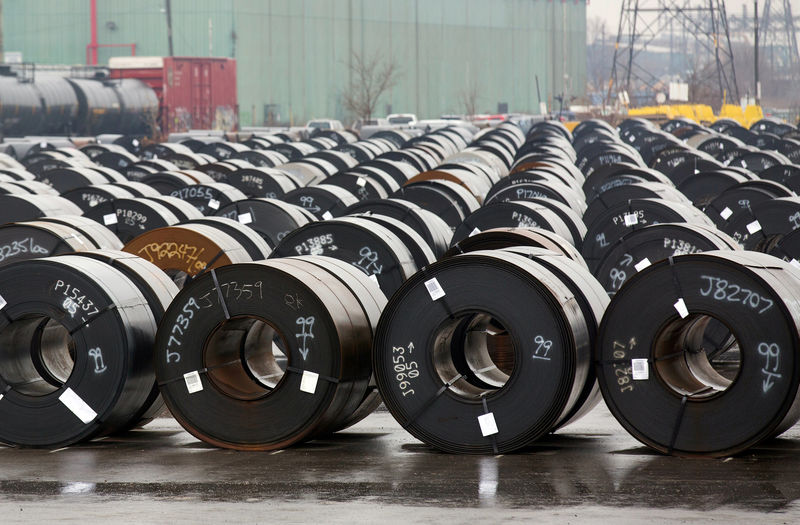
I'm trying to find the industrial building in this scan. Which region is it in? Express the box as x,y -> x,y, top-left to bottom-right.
2,0 -> 587,125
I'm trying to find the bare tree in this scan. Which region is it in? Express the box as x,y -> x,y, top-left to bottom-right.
459,76 -> 480,118
342,51 -> 400,122
586,17 -> 612,94
142,105 -> 163,142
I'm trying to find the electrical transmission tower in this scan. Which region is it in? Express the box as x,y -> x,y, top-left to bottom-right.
606,0 -> 740,108
759,0 -> 800,102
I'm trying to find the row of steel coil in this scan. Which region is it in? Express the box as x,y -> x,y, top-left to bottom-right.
1,115 -> 800,457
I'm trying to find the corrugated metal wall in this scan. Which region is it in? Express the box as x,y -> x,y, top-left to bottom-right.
3,0 -> 586,125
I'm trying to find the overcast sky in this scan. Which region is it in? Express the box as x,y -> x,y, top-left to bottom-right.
586,0 -> 791,28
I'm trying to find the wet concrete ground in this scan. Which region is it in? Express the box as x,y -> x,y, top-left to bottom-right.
1,403 -> 799,523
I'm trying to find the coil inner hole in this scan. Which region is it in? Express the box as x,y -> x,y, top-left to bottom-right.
204,316 -> 289,401
0,316 -> 75,396
432,312 -> 516,398
653,314 -> 741,400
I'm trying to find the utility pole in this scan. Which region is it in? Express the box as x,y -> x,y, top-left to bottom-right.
754,1 -> 760,105
0,1 -> 4,64
165,0 -> 174,56
607,1 -> 739,108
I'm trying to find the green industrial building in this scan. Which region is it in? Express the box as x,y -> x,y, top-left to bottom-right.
3,0 -> 587,126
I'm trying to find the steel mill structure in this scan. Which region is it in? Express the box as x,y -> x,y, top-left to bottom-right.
1,0 -> 587,125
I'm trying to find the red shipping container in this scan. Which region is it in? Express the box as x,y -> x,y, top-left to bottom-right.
109,56 -> 237,135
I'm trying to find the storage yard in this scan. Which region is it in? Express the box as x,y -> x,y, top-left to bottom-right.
0,113 -> 797,522
1,0 -> 800,523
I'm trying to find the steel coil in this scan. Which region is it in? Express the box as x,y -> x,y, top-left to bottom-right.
153,258 -> 377,450
596,251 -> 800,456
373,250 -> 594,453
270,217 -> 418,296
0,256 -> 158,447
123,223 -> 255,286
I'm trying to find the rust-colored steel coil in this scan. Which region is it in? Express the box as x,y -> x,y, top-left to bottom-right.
511,158 -> 584,184
123,223 -> 255,284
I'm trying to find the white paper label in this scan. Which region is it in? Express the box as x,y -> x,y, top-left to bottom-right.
673,298 -> 689,319
300,371 -> 319,394
208,198 -> 221,210
0,294 -> 6,310
103,213 -> 118,226
624,213 -> 638,226
322,211 -> 333,220
470,227 -> 481,237
184,371 -> 203,394
59,388 -> 97,424
478,412 -> 499,437
746,220 -> 762,234
634,258 -> 651,272
719,207 -> 733,220
356,177 -> 367,187
424,278 -> 446,301
368,274 -> 379,284
238,212 -> 253,225
631,358 -> 649,380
